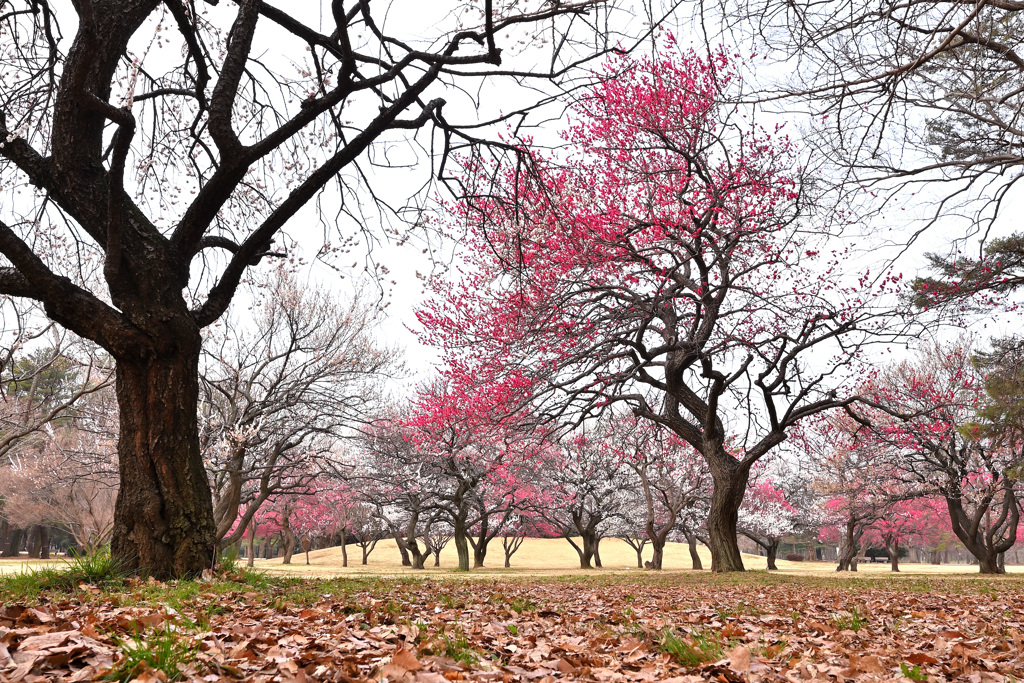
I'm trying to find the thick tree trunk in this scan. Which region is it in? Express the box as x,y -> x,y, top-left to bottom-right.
38,525 -> 50,560
645,519 -> 670,570
593,535 -> 603,568
433,550 -> 441,567
686,533 -> 703,570
395,532 -> 412,567
978,551 -> 1002,574
945,497 -> 1012,575
837,546 -> 860,572
453,517 -> 471,571
706,464 -> 749,572
566,536 -> 594,569
472,538 -> 488,568
408,538 -> 427,570
3,527 -> 23,557
635,546 -> 644,569
886,539 -> 900,572
650,539 -> 665,570
836,518 -> 863,572
765,541 -> 779,571
110,347 -> 215,579
26,526 -> 41,558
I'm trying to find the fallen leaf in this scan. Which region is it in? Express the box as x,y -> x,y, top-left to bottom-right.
729,645 -> 751,673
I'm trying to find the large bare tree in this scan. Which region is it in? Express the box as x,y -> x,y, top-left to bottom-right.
0,0 -> 669,576
202,269 -> 395,549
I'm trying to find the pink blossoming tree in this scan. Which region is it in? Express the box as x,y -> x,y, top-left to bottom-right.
419,43 -> 899,571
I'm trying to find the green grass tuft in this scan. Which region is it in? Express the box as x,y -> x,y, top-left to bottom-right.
104,626 -> 197,682
0,548 -> 128,598
441,627 -> 479,666
833,606 -> 867,632
659,628 -> 723,667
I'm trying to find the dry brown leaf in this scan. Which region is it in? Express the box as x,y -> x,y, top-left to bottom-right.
729,645 -> 752,673
392,646 -> 423,672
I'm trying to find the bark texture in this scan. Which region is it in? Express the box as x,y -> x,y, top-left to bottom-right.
706,461 -> 750,572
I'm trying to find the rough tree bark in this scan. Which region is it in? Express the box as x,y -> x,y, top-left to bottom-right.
111,343 -> 216,576
836,518 -> 865,572
453,516 -> 471,572
3,528 -> 23,557
765,542 -> 778,571
395,532 -> 412,567
705,458 -> 751,572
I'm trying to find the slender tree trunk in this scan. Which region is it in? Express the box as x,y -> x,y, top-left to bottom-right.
706,463 -> 749,572
38,525 -> 49,560
635,545 -> 644,569
340,525 -> 348,568
281,532 -> 295,564
686,533 -> 703,570
472,514 -> 489,568
593,535 -> 603,568
433,549 -> 441,566
279,503 -> 296,565
110,345 -> 216,579
887,541 -> 899,572
246,525 -> 255,568
502,536 -> 524,568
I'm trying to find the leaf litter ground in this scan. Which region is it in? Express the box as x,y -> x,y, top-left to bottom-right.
1,569 -> 1022,683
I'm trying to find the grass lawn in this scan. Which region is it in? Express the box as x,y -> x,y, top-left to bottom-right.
246,537 -> 1022,578
1,550 -> 1022,683
3,537 -> 1019,580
